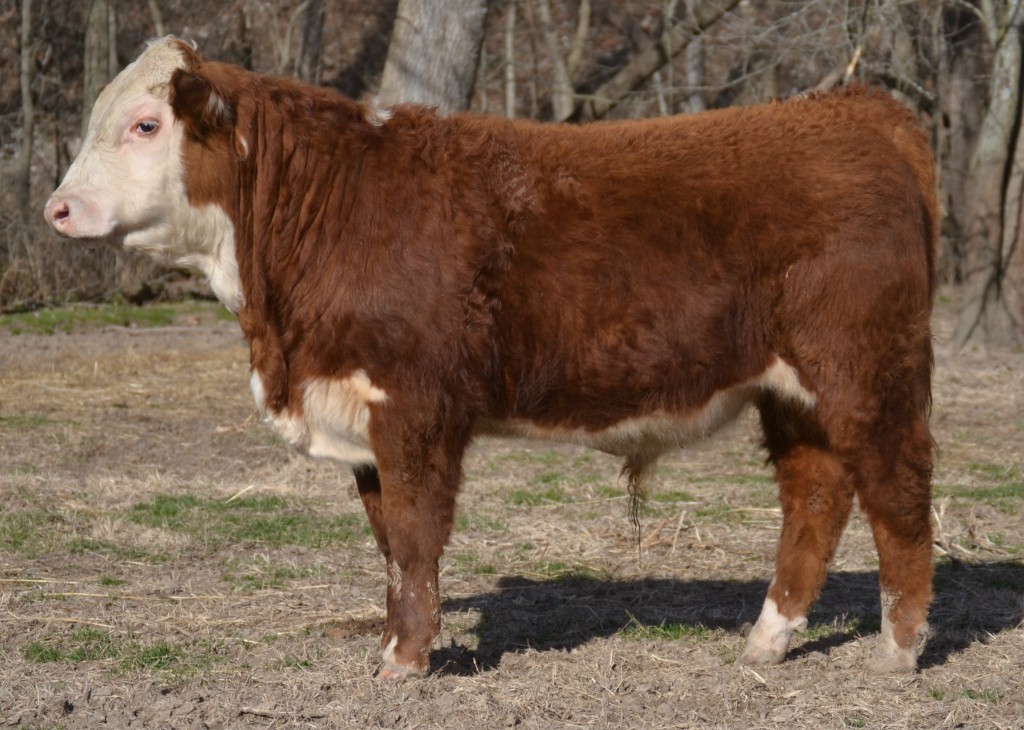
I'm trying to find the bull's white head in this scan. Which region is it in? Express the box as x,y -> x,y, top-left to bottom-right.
44,37 -> 241,310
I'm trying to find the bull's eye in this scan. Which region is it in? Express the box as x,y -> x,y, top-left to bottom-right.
135,120 -> 160,135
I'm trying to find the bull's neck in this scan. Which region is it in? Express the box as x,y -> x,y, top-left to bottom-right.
232,98 -> 370,383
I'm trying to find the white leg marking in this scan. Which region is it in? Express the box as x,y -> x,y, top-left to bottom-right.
381,634 -> 399,665
741,597 -> 807,666
249,370 -> 266,411
869,588 -> 926,673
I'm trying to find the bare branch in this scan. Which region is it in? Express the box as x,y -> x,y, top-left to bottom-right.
578,0 -> 742,121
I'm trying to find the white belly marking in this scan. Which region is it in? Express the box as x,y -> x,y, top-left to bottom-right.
485,357 -> 815,456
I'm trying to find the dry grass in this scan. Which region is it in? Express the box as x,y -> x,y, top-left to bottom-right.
0,294 -> 1022,729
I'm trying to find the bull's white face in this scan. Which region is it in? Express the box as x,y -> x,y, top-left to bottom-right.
44,37 -> 241,310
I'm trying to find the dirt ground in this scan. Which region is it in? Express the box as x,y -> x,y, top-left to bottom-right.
0,293 -> 1021,729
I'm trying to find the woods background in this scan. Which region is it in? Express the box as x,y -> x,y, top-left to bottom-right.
1,0 -> 1023,347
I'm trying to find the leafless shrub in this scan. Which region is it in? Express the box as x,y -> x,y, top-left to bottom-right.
0,211 -> 117,309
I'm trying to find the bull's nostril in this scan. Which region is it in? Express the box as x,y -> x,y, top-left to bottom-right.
46,200 -> 70,226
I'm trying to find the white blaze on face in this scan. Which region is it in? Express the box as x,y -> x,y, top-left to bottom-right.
43,37 -> 243,311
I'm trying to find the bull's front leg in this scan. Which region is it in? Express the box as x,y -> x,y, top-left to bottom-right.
364,414 -> 466,679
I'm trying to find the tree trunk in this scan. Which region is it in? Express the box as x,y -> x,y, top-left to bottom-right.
82,0 -> 117,139
505,0 -> 517,119
536,0 -> 574,121
682,0 -> 705,113
940,9 -> 988,285
377,0 -> 489,114
293,0 -> 326,84
997,103 -> 1024,341
16,0 -> 34,221
953,0 -> 1024,347
146,0 -> 165,37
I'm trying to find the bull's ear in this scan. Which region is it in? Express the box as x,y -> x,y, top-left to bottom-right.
170,68 -> 234,139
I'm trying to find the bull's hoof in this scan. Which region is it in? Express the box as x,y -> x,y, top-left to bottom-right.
866,650 -> 917,674
739,607 -> 805,666
376,661 -> 425,681
867,622 -> 928,674
377,634 -> 429,679
738,642 -> 787,667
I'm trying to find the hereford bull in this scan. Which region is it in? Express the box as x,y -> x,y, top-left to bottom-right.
45,37 -> 937,678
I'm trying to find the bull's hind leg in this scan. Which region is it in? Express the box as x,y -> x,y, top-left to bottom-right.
741,396 -> 855,666
848,411 -> 933,672
354,465 -> 389,557
353,464 -> 404,664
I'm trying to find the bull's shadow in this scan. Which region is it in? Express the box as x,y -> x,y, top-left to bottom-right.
436,560 -> 1024,675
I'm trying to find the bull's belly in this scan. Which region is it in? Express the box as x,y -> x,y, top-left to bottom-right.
482,357 -> 816,457
249,357 -> 815,468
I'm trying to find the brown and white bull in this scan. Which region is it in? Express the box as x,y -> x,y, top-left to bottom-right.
45,37 -> 938,678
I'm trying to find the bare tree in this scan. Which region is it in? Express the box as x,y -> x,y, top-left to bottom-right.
15,0 -> 34,221
82,0 -> 117,139
505,0 -> 517,118
146,0 -> 165,37
536,0 -> 574,121
953,0 -> 1024,346
293,0 -> 326,84
377,0 -> 489,113
578,0 -> 742,121
681,0 -> 706,113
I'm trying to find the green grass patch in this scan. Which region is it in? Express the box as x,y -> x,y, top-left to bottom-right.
962,688 -> 1001,703
507,485 -> 570,506
449,551 -> 498,576
0,508 -> 58,555
649,489 -> 698,504
535,470 -> 565,486
801,616 -> 875,641
620,617 -> 711,641
222,558 -> 334,591
966,462 -> 1023,481
0,414 -> 55,429
936,463 -> 1024,512
128,493 -> 368,548
24,629 -> 218,682
25,642 -> 65,663
455,512 -> 508,533
97,575 -> 127,587
0,301 -> 234,335
67,538 -> 160,563
692,503 -> 744,523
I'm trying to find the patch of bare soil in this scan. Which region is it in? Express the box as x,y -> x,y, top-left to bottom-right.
1,293 -> 1022,729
